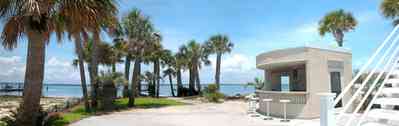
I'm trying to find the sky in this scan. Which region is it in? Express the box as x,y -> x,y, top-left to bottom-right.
0,0 -> 395,84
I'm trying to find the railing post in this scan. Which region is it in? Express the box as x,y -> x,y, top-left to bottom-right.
318,93 -> 336,126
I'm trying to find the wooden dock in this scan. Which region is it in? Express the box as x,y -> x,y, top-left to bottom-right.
0,82 -> 23,93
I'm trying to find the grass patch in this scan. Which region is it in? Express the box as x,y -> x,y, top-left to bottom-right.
54,97 -> 184,126
114,97 -> 185,109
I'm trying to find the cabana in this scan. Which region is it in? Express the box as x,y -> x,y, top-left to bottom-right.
255,46 -> 352,119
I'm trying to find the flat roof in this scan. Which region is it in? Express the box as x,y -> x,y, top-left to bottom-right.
257,45 -> 352,57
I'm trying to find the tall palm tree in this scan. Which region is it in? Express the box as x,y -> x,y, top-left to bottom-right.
205,34 -> 234,90
123,9 -> 155,107
0,1 -> 115,125
163,67 -> 176,97
55,1 -> 117,111
69,0 -> 117,109
318,9 -> 357,47
174,52 -> 187,96
179,40 -> 211,95
155,48 -> 174,97
144,33 -> 163,97
0,2 -> 52,125
111,22 -> 130,98
380,0 -> 399,25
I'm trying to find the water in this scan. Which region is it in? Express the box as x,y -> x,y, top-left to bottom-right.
1,84 -> 255,98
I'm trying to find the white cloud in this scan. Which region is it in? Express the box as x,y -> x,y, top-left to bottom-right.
210,54 -> 254,73
0,55 -> 84,84
0,56 -> 25,81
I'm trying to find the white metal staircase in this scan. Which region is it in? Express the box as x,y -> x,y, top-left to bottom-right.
332,25 -> 399,126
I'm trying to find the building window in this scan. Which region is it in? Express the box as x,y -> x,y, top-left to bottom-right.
281,72 -> 290,91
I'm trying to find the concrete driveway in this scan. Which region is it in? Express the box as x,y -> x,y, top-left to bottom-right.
70,101 -> 315,126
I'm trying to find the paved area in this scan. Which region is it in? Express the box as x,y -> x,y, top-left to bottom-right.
71,101 -> 318,126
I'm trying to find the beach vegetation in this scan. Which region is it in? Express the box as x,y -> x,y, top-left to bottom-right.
203,84 -> 225,103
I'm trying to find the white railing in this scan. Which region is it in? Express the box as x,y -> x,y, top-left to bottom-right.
256,90 -> 308,104
331,25 -> 399,126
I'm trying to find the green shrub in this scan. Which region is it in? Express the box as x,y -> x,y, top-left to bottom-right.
0,121 -> 6,126
43,112 -> 65,126
203,84 -> 225,102
204,92 -> 224,102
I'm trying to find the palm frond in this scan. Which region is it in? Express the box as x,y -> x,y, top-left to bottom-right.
1,16 -> 24,50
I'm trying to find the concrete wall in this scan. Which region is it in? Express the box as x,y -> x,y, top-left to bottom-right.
256,46 -> 352,119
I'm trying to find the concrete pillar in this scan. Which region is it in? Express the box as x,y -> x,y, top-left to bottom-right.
318,93 -> 336,126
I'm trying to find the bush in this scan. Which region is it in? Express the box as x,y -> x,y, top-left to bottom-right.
43,112 -> 65,126
0,121 -> 6,126
204,92 -> 224,103
203,84 -> 225,103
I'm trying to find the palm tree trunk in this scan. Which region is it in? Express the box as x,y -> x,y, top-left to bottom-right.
155,60 -> 160,98
90,32 -> 101,108
74,35 -> 91,112
16,30 -> 46,126
123,56 -> 131,98
195,64 -> 201,94
176,69 -> 183,96
189,65 -> 195,95
334,30 -> 344,47
128,59 -> 141,107
137,64 -> 141,96
215,53 -> 222,90
151,61 -> 156,97
169,74 -> 175,97
111,64 -> 116,73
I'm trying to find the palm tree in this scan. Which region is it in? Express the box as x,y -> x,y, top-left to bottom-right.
56,1 -> 118,111
0,1 -> 116,125
318,9 -> 357,47
111,22 -> 130,98
174,52 -> 187,96
205,34 -> 234,90
123,9 -> 155,107
156,48 -> 174,97
0,2 -> 50,125
144,33 -> 163,97
179,40 -> 211,95
380,0 -> 399,25
163,67 -> 176,97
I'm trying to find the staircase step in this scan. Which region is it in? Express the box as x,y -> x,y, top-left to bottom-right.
382,88 -> 399,96
367,109 -> 399,121
374,98 -> 399,106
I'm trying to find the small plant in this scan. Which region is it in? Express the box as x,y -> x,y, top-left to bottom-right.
245,77 -> 265,90
98,71 -> 125,111
203,84 -> 225,103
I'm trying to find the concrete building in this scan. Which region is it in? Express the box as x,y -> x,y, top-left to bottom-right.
255,46 -> 352,119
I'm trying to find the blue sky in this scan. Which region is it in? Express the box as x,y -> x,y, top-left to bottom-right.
0,0 -> 395,84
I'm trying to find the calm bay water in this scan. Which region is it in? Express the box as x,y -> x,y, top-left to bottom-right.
1,84 -> 255,97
